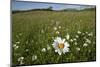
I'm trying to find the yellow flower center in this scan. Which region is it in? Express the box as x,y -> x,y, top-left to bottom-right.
58,43 -> 64,49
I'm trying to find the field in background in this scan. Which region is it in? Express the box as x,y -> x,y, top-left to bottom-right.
12,10 -> 96,66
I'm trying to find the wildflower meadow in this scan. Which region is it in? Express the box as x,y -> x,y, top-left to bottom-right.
12,3 -> 96,66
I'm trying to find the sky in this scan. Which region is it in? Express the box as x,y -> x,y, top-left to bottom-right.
12,1 -> 95,11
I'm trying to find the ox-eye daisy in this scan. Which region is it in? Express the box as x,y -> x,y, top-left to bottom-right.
65,33 -> 70,40
52,37 -> 70,55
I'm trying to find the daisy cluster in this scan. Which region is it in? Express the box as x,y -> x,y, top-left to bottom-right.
52,30 -> 94,54
14,28 -> 95,64
13,27 -> 95,65
12,9 -> 96,65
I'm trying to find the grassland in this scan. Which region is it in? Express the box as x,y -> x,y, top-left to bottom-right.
12,10 -> 96,66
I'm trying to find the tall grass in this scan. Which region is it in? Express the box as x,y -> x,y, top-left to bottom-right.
12,10 -> 96,65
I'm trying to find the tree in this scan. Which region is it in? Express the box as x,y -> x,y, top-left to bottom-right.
47,6 -> 53,11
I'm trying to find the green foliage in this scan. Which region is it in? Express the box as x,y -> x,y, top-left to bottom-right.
12,10 -> 96,66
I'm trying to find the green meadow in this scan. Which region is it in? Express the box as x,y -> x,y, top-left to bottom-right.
12,9 -> 96,65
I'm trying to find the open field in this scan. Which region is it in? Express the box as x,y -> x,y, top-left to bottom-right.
12,10 -> 96,65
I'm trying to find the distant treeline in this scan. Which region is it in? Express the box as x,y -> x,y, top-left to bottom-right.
62,7 -> 96,11
12,7 -> 96,14
12,9 -> 53,14
80,7 -> 96,11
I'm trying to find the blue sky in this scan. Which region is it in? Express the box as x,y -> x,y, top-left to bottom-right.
12,1 -> 95,10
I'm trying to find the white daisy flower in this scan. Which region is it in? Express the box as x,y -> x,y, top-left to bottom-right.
77,31 -> 81,34
70,39 -> 73,42
18,57 -> 24,61
86,39 -> 91,44
52,37 -> 70,55
85,32 -> 88,34
13,44 -> 17,47
56,31 -> 60,34
65,34 -> 70,40
16,41 -> 20,44
20,57 -> 24,60
32,55 -> 37,61
42,48 -> 46,52
73,38 -> 77,41
16,35 -> 19,38
52,37 -> 55,40
54,27 -> 57,30
74,42 -> 78,45
76,47 -> 80,51
83,43 -> 88,47
26,49 -> 29,52
75,35 -> 79,38
82,33 -> 85,35
13,44 -> 19,49
88,32 -> 93,36
18,60 -> 24,65
47,45 -> 51,50
18,57 -> 24,64
59,26 -> 61,29
55,50 -> 58,52
15,45 -> 19,49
